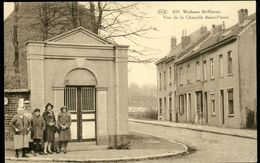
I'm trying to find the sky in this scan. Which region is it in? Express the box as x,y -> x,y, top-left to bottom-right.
4,1 -> 256,87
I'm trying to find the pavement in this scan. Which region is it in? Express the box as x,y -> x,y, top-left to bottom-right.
129,118 -> 257,139
5,131 -> 187,162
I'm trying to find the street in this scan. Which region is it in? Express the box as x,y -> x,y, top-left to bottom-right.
129,121 -> 257,163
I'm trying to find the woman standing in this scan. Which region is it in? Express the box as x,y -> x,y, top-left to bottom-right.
57,106 -> 72,154
10,107 -> 31,158
42,103 -> 56,154
31,108 -> 45,156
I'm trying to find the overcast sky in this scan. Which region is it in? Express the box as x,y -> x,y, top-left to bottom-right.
4,2 -> 256,87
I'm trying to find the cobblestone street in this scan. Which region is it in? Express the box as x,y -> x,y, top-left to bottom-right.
130,121 -> 257,162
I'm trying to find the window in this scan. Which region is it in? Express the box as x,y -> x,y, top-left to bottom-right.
211,99 -> 216,115
210,58 -> 214,79
81,87 -> 95,111
227,51 -> 232,74
169,96 -> 172,112
169,67 -> 172,86
179,94 -> 184,115
219,54 -> 223,77
180,67 -> 183,86
164,71 -> 166,89
159,73 -> 162,90
203,60 -> 207,81
196,61 -> 200,81
228,89 -> 234,115
159,98 -> 162,115
64,87 -> 77,112
187,64 -> 191,83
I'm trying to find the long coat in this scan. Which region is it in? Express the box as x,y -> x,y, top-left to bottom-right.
57,112 -> 72,141
31,114 -> 46,139
42,111 -> 56,141
10,115 -> 31,149
24,108 -> 33,142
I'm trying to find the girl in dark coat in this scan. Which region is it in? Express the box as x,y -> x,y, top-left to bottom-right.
42,103 -> 56,154
57,106 -> 72,154
10,107 -> 31,158
31,108 -> 46,156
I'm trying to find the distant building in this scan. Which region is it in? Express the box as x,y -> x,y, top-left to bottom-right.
155,9 -> 256,129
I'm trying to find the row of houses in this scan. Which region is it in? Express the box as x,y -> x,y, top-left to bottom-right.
155,9 -> 256,129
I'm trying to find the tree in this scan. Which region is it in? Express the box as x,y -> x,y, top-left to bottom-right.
12,2 -> 21,87
34,2 -> 72,40
59,2 -> 80,28
83,2 -> 158,63
25,2 -> 159,63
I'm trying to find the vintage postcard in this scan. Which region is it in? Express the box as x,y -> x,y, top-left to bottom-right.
4,1 -> 256,162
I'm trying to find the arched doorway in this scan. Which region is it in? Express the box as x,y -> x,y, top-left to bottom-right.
64,68 -> 97,141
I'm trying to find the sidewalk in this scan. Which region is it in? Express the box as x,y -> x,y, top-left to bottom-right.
5,131 -> 187,162
129,119 -> 257,140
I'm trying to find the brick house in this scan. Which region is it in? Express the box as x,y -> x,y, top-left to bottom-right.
156,9 -> 256,129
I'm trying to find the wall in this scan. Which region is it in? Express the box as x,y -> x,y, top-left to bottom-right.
202,41 -> 241,128
238,22 -> 256,128
157,58 -> 177,122
175,40 -> 242,128
156,62 -> 167,120
176,55 -> 203,124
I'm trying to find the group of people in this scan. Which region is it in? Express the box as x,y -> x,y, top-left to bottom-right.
10,101 -> 72,158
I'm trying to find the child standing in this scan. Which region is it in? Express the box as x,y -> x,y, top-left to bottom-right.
10,107 -> 31,158
31,108 -> 46,156
57,106 -> 72,154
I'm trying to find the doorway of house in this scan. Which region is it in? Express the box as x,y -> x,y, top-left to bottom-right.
204,92 -> 208,124
64,86 -> 96,141
187,93 -> 191,122
196,91 -> 203,124
169,96 -> 172,121
220,90 -> 225,126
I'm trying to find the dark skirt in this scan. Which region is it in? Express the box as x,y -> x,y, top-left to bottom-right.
43,126 -> 55,142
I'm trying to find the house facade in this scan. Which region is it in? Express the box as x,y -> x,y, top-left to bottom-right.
26,27 -> 129,146
156,9 -> 256,129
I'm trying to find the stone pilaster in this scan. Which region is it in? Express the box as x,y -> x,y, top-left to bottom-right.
26,42 -> 45,110
53,85 -> 65,116
96,87 -> 108,145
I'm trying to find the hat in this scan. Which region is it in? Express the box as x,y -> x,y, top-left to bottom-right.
60,106 -> 68,112
45,103 -> 54,110
24,100 -> 30,104
34,108 -> 41,113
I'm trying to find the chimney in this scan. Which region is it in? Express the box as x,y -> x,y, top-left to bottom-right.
181,30 -> 190,49
211,24 -> 223,33
200,26 -> 207,34
171,36 -> 177,50
238,9 -> 248,24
